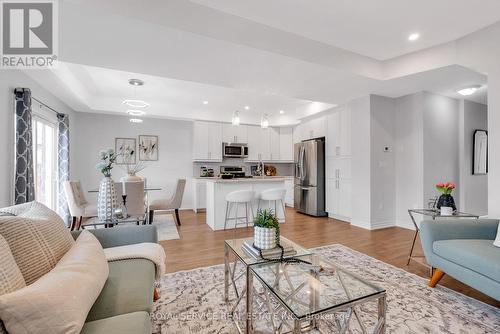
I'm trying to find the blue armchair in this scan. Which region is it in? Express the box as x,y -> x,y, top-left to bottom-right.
420,219 -> 500,301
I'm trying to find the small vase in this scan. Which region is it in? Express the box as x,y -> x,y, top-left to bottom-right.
97,176 -> 117,221
254,226 -> 277,250
436,194 -> 456,211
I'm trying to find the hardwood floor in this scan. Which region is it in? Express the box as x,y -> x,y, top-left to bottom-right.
160,207 -> 500,308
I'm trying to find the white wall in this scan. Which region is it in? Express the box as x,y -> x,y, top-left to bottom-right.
0,71 -> 77,208
422,92 -> 460,208
73,112 -> 195,209
370,95 -> 396,229
350,96 -> 371,229
459,100 -> 488,215
394,93 -> 424,228
487,68 -> 500,218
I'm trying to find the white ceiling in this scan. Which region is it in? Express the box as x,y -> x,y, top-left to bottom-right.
23,0 -> 493,124
190,0 -> 500,60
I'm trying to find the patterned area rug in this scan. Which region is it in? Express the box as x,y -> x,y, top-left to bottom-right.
152,244 -> 500,333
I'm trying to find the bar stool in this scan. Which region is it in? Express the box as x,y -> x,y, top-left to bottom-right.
258,188 -> 287,217
224,190 -> 255,230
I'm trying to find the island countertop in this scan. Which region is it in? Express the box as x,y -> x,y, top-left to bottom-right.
203,177 -> 290,183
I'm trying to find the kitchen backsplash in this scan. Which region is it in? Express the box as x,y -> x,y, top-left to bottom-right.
193,160 -> 294,177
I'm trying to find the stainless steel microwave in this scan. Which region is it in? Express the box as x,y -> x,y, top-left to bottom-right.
223,143 -> 248,158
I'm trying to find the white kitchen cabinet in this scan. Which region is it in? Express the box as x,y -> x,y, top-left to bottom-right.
285,178 -> 294,207
193,121 -> 222,161
326,177 -> 351,221
269,127 -> 280,161
279,127 -> 294,162
247,126 -> 263,161
326,106 -> 351,157
222,123 -> 247,143
192,178 -> 208,213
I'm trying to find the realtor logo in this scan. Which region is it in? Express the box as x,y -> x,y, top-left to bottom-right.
1,0 -> 58,68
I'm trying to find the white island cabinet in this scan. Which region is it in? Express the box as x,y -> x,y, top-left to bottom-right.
205,178 -> 287,231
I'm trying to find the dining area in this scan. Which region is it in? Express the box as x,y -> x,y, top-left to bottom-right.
63,178 -> 186,231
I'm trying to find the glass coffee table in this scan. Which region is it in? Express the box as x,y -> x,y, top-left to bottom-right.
224,237 -> 311,334
249,254 -> 386,334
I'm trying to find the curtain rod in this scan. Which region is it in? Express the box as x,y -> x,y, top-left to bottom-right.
31,96 -> 62,116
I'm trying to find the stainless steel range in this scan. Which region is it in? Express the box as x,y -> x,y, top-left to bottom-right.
220,166 -> 247,178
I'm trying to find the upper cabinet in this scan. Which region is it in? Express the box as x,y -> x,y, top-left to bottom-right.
194,122 -> 294,163
279,127 -> 294,162
193,121 -> 222,161
326,106 -> 351,157
296,115 -> 327,142
222,124 -> 248,144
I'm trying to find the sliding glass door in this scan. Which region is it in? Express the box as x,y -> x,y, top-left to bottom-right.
32,116 -> 57,210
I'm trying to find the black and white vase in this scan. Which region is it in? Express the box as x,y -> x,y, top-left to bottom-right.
436,194 -> 456,211
254,227 -> 277,250
97,176 -> 117,221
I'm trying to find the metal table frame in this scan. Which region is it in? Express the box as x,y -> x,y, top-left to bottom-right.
223,238 -> 310,334
407,209 -> 479,274
248,257 -> 386,334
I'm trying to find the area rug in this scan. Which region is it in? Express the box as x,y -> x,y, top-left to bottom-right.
152,244 -> 500,333
153,214 -> 180,241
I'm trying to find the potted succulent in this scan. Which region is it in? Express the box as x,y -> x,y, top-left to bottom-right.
96,149 -> 118,221
253,209 -> 280,250
436,182 -> 456,215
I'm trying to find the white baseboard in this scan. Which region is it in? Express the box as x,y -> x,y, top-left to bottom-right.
328,213 -> 351,223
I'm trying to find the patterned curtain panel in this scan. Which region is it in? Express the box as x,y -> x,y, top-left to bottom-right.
14,88 -> 35,205
57,113 -> 70,226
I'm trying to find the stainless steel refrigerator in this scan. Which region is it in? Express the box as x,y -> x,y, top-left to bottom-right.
294,139 -> 327,216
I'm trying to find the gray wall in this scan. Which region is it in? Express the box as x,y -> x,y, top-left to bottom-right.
459,100 -> 488,215
72,112 -> 195,209
0,71 -> 77,207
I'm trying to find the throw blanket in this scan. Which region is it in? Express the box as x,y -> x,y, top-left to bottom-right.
104,243 -> 166,280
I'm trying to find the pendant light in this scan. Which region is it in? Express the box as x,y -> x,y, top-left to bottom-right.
260,113 -> 269,129
232,110 -> 240,126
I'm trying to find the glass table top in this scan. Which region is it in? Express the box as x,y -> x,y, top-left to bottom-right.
250,254 -> 385,319
82,215 -> 146,227
225,237 -> 311,266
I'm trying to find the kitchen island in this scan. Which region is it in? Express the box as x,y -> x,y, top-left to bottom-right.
205,177 -> 287,231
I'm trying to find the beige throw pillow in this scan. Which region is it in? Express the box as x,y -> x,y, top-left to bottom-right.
0,235 -> 26,296
0,202 -> 74,284
0,230 -> 109,334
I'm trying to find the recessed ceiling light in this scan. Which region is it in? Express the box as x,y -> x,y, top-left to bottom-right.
279,110 -> 285,114
127,110 -> 146,116
122,99 -> 150,108
408,33 -> 420,41
244,106 -> 250,110
129,118 -> 143,123
457,85 -> 481,96
128,78 -> 144,86
203,101 -> 208,105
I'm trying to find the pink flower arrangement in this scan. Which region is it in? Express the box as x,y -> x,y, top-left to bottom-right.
436,182 -> 455,195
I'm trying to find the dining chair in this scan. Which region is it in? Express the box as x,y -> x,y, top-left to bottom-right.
63,180 -> 97,230
149,179 -> 186,225
115,181 -> 146,224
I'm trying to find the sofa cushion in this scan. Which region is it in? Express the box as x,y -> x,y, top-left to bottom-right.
0,230 -> 109,334
81,312 -> 152,334
433,239 -> 500,281
0,235 -> 25,295
0,202 -> 74,284
86,259 -> 155,322
81,311 -> 151,334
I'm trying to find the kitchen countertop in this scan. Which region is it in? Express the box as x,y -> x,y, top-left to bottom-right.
194,176 -> 293,181
202,177 -> 290,183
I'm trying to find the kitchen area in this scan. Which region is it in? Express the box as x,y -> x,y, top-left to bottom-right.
191,112 -> 348,230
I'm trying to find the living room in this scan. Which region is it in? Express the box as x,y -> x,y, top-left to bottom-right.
1,1 -> 500,333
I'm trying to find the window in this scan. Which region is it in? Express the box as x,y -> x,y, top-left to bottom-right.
32,116 -> 57,210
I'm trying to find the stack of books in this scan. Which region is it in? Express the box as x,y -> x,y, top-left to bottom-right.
242,239 -> 297,260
